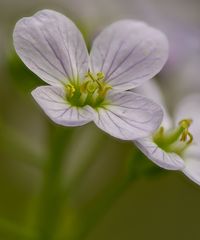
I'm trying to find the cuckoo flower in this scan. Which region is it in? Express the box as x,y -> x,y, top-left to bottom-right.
135,81 -> 200,185
13,9 -> 168,140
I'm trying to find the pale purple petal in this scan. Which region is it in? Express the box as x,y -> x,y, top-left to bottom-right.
135,138 -> 185,170
32,86 -> 93,126
93,91 -> 163,140
90,20 -> 168,91
174,94 -> 200,141
182,145 -> 200,186
134,79 -> 172,129
13,9 -> 89,87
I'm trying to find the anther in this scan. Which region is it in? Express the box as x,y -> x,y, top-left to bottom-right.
179,119 -> 193,144
65,70 -> 111,108
97,72 -> 105,80
187,132 -> 193,144
66,83 -> 75,98
179,119 -> 192,129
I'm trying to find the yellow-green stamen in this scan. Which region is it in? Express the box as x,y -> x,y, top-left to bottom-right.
153,119 -> 193,155
65,70 -> 112,108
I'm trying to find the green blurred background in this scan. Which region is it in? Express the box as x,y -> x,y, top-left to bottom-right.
0,0 -> 200,240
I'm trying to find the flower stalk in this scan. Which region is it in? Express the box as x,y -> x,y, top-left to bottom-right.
36,125 -> 73,240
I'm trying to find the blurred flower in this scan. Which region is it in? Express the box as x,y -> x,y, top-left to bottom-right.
13,9 -> 169,140
135,81 -> 200,185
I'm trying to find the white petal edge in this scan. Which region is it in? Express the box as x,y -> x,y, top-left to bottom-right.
90,20 -> 169,91
32,86 -> 93,126
134,79 -> 172,129
135,138 -> 185,170
93,91 -> 163,140
182,145 -> 200,186
174,94 -> 200,141
13,9 -> 89,87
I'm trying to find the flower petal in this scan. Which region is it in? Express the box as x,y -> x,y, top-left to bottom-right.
183,145 -> 200,185
135,138 -> 185,170
90,20 -> 168,91
174,94 -> 200,141
13,9 -> 89,86
134,79 -> 172,129
32,86 -> 93,126
93,91 -> 163,140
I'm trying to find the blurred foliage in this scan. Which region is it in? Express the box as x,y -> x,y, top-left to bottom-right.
7,51 -> 44,93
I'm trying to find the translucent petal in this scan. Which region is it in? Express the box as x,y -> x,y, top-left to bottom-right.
32,86 -> 93,126
174,94 -> 200,141
93,91 -> 163,140
90,20 -> 168,91
135,138 -> 185,170
134,79 -> 172,129
183,145 -> 200,186
13,9 -> 89,86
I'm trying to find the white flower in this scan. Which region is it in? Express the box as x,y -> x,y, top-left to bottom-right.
13,9 -> 168,140
134,81 -> 200,185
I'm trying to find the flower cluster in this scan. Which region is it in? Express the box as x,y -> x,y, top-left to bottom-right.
13,9 -> 200,186
13,9 -> 168,140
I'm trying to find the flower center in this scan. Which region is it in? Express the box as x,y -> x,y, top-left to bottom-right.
65,71 -> 112,108
153,119 -> 193,155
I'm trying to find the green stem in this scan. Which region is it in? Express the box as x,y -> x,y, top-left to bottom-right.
37,125 -> 73,240
58,132 -> 107,239
63,133 -> 107,200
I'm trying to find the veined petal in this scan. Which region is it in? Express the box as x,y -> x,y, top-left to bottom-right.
174,94 -> 200,141
13,9 -> 89,87
135,138 -> 185,170
32,86 -> 93,126
93,91 -> 163,140
182,145 -> 200,186
90,20 -> 168,91
134,79 -> 172,129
